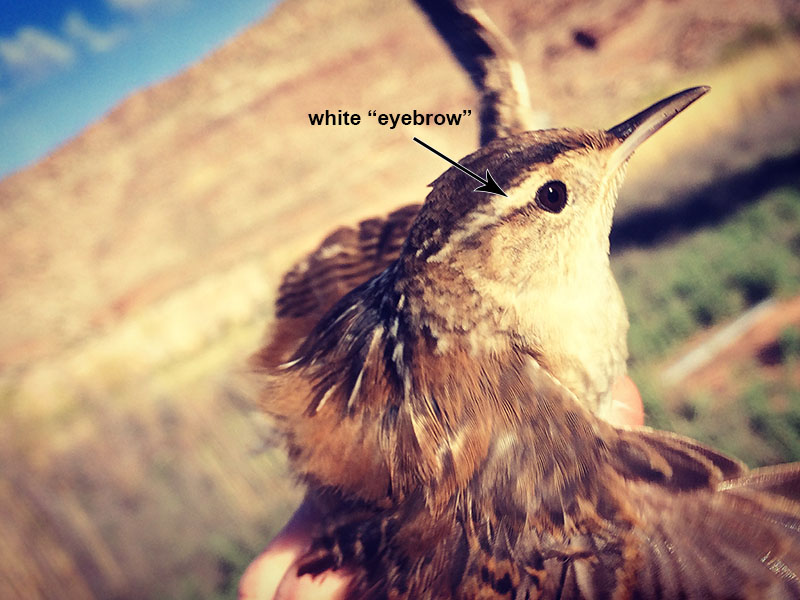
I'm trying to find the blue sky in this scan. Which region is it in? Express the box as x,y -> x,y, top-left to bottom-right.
0,0 -> 278,178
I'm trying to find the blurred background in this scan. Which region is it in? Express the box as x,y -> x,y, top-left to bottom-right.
0,0 -> 798,597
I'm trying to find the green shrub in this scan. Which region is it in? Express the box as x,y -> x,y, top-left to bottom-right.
614,184 -> 800,365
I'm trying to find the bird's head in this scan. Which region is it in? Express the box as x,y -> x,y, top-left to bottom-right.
397,87 -> 708,406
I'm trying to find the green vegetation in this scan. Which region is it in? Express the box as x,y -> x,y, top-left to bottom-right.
614,184 -> 800,366
743,381 -> 800,463
634,363 -> 800,467
612,181 -> 800,466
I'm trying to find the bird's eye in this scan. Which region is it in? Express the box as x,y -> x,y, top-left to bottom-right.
535,180 -> 568,213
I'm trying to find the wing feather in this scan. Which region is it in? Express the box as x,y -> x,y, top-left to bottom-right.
255,203 -> 420,367
609,431 -> 800,598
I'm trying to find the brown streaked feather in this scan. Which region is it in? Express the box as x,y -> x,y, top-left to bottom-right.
255,203 -> 420,368
611,426 -> 747,489
625,473 -> 800,599
262,279 -> 508,507
720,461 -> 800,501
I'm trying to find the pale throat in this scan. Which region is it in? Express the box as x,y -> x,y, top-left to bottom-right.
468,252 -> 624,405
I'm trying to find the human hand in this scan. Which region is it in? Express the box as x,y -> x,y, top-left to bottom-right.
239,375 -> 644,600
238,498 -> 350,600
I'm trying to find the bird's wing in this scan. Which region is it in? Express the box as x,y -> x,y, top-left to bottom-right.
491,428 -> 800,600
478,359 -> 800,599
254,203 -> 421,368
551,428 -> 800,599
619,462 -> 800,599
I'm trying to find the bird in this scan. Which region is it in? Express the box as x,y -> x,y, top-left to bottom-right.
254,87 -> 800,599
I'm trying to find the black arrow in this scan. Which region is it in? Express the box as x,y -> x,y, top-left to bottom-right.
413,137 -> 507,197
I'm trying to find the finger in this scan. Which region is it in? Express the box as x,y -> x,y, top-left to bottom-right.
608,375 -> 644,427
239,501 -> 315,600
239,548 -> 291,600
239,500 -> 353,600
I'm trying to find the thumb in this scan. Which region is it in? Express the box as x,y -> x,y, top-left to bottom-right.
608,375 -> 644,427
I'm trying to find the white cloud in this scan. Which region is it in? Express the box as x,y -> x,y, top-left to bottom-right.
63,11 -> 127,53
107,0 -> 186,13
0,11 -> 130,93
0,27 -> 75,84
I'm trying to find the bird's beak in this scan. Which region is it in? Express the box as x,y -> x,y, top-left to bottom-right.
606,86 -> 710,173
